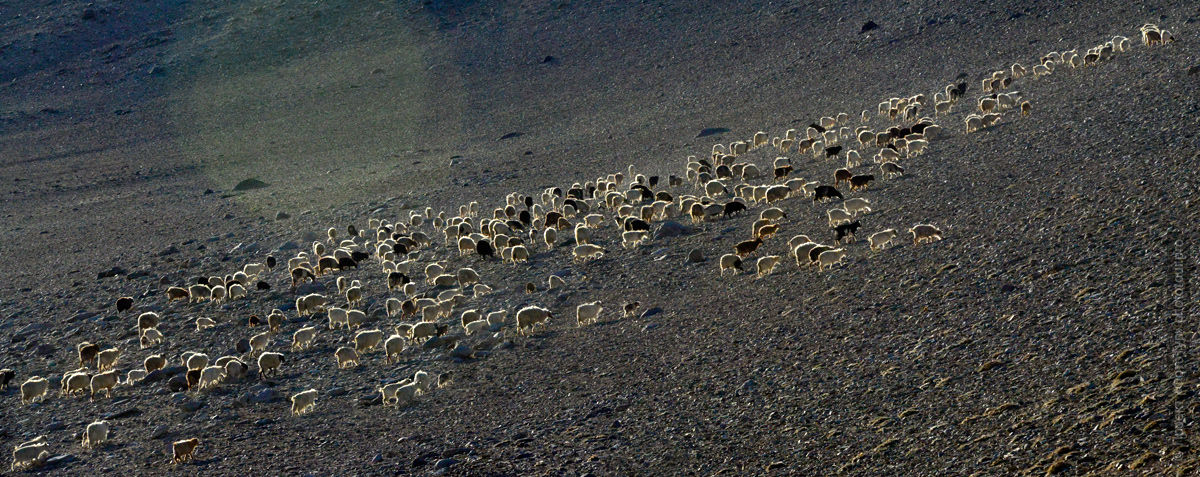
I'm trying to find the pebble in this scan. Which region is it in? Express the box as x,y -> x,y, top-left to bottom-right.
250,388 -> 279,403
277,241 -> 299,251
150,425 -> 170,439
435,458 -> 459,469
327,387 -> 347,397
687,249 -> 704,263
276,211 -> 291,220
640,307 -> 663,318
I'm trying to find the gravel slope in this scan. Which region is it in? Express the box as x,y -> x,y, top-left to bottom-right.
1,0 -> 1198,475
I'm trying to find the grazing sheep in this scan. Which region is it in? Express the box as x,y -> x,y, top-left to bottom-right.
144,354 -> 166,373
764,185 -> 791,203
622,230 -> 648,248
62,371 -> 90,397
844,197 -> 871,216
818,248 -> 848,270
89,371 -> 119,400
827,208 -> 853,227
515,306 -> 554,335
410,321 -> 447,343
813,185 -> 844,203
186,353 -> 209,371
197,365 -> 225,390
267,310 -> 285,332
573,244 -> 605,262
869,229 -> 898,250
258,352 -> 285,378
734,237 -> 764,257
345,286 -> 363,305
290,266 -> 316,289
290,389 -> 318,416
326,307 -> 349,330
188,284 -> 211,303
249,332 -> 271,356
291,327 -> 318,350
543,227 -> 558,250
79,342 -> 100,368
965,114 -> 983,133
11,439 -> 50,471
0,369 -> 13,390
124,369 -> 147,385
575,302 -> 604,326
140,328 -> 164,349
381,380 -> 421,407
880,162 -> 904,179
354,329 -> 385,353
755,255 -> 782,278
209,285 -> 227,304
719,253 -> 743,274
383,335 -> 406,364
909,224 -> 945,244
172,438 -> 200,464
97,348 -> 121,371
755,223 -> 780,240
193,316 -> 215,331
166,287 -> 190,302
834,168 -> 853,186
834,221 -> 862,243
223,359 -> 249,382
1020,101 -> 1031,115
82,421 -> 109,449
335,347 -> 360,368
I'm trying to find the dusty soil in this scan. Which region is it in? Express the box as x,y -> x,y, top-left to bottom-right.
1,0 -> 1198,475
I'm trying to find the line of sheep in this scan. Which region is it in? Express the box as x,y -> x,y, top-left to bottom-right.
4,23 -> 1172,471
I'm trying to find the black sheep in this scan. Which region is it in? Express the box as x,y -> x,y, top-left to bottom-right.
723,201 -> 748,217
849,175 -> 875,191
824,145 -> 843,158
813,185 -> 844,203
115,296 -> 134,313
475,239 -> 495,259
388,272 -> 410,290
834,221 -> 862,243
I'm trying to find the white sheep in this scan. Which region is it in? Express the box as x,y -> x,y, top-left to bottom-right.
327,307 -> 349,330
844,198 -> 872,216
573,244 -> 605,262
354,329 -> 385,353
621,231 -> 647,248
818,248 -> 847,270
576,302 -> 603,326
186,353 -> 209,371
965,114 -> 983,133
249,331 -> 271,355
383,335 -> 406,364
140,328 -> 164,349
124,369 -> 147,385
82,420 -> 109,449
381,380 -> 421,407
258,352 -> 285,378
457,267 -> 480,287
755,255 -> 782,278
869,229 -> 898,250
144,355 -> 166,373
10,439 -> 49,471
224,359 -> 249,382
195,317 -> 216,331
209,285 -> 227,304
910,224 -> 945,244
510,245 -> 531,263
457,236 -> 476,256
827,208 -> 853,227
765,185 -> 790,203
386,298 -> 403,317
335,347 -> 360,368
188,284 -> 211,303
424,263 -> 445,284
197,365 -> 225,390
410,322 -> 441,342
228,283 -> 247,300
97,348 -> 120,370
138,311 -> 160,331
515,306 -> 553,335
290,389 -> 318,415
907,139 -> 928,157
62,371 -> 90,397
487,310 -> 508,329
89,371 -> 119,400
345,286 -> 363,305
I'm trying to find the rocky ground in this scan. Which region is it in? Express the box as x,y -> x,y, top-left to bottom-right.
1,0 -> 1198,475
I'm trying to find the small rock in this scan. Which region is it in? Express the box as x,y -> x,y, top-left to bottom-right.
640,307 -> 663,318
69,311 -> 98,322
145,366 -> 186,384
233,178 -> 269,191
435,458 -> 459,469
46,454 -> 78,465
158,245 -> 179,257
255,418 -> 271,425
276,211 -> 291,220
34,343 -> 56,357
861,20 -> 879,33
102,407 -> 141,420
359,394 -> 382,406
97,266 -> 127,279
327,387 -> 347,397
450,344 -> 474,359
1000,283 -> 1017,293
687,249 -> 704,263
373,453 -> 384,463
653,221 -> 691,239
45,421 -> 66,432
169,393 -> 204,412
443,448 -> 471,458
249,388 -> 278,403
1189,65 -> 1199,76
296,282 -> 325,294
150,425 -> 170,439
277,241 -> 299,251
235,338 -> 251,354
741,379 -> 757,391
643,323 -> 659,331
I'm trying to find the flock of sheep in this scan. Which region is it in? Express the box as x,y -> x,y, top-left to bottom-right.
3,24 -> 1173,471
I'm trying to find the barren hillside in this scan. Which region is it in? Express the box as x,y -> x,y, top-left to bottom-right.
1,0 -> 1198,475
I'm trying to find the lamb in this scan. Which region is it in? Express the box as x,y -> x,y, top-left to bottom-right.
869,229 -> 898,250
0,369 -> 13,390
249,331 -> 271,355
97,347 -> 121,370
827,208 -> 853,227
459,309 -> 483,328
326,307 -> 349,330
383,335 -> 406,363
573,244 -> 605,262
197,365 -> 225,390
267,310 -> 285,332
755,255 -> 782,278
345,286 -> 364,305
817,248 -> 848,270
82,420 -> 109,449
186,353 -> 209,371
166,286 -> 189,302
576,302 -> 603,326
194,316 -> 216,331
89,370 -> 119,400
354,329 -> 385,353
258,352 -> 285,378
844,197 -> 871,216
719,253 -> 743,274
144,354 -> 167,373
140,327 -> 164,349
380,379 -> 421,407
335,347 -> 360,368
834,221 -> 862,244
290,388 -> 318,415
11,438 -> 50,471
1020,101 -> 1031,115
172,438 -> 200,464
622,230 -> 648,248
754,223 -> 779,240
813,185 -> 843,203
880,162 -> 904,179
79,341 -> 100,368
965,114 -> 983,133
909,224 -> 945,244
515,306 -> 554,335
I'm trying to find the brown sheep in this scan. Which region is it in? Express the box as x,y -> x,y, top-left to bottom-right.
78,342 -> 100,369
734,238 -> 764,257
834,168 -> 853,186
172,438 -> 200,464
166,287 -> 189,302
849,175 -> 875,191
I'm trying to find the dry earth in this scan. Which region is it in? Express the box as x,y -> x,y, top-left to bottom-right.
1,0 -> 1199,475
